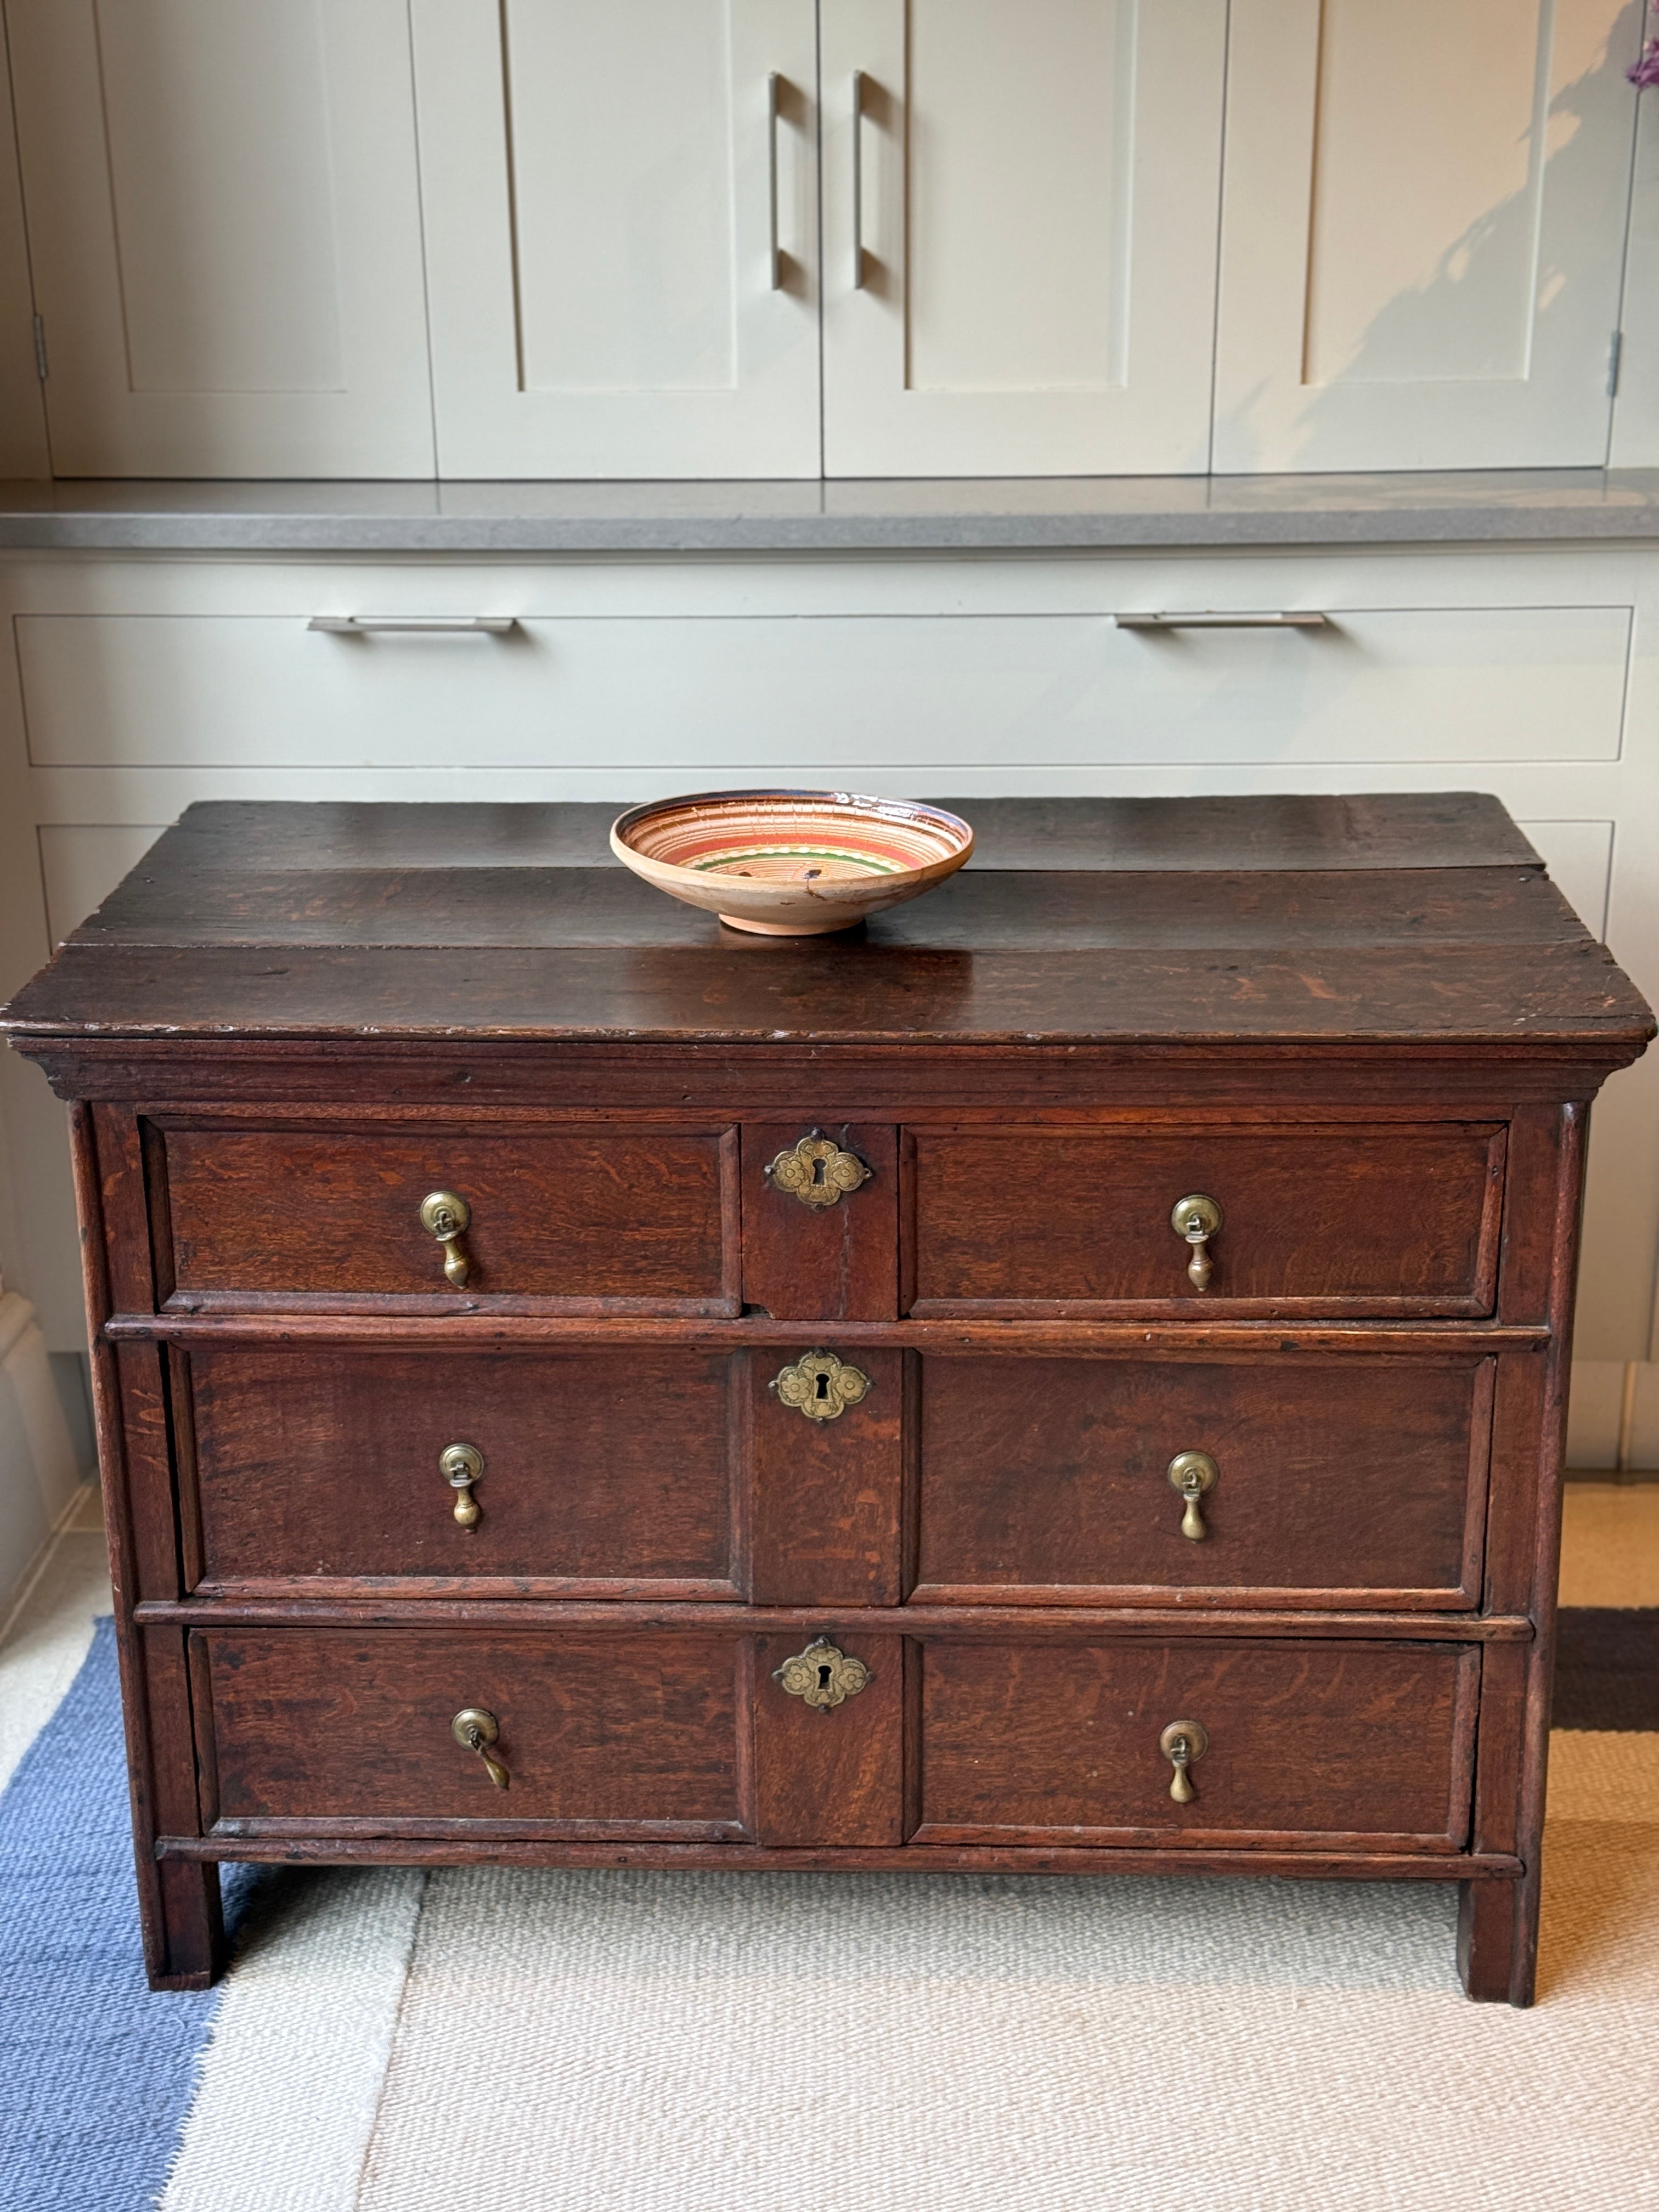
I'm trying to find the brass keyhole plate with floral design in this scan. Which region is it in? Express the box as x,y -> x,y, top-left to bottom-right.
772,1637 -> 871,1713
771,1350 -> 872,1421
765,1130 -> 871,1210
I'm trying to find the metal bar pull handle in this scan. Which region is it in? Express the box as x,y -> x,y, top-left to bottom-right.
851,70 -> 867,290
1114,612 -> 1328,630
308,616 -> 517,635
768,74 -> 783,290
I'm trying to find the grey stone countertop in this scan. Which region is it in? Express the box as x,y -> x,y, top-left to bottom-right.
2,469 -> 1659,553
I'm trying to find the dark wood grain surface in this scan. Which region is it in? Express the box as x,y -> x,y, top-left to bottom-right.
77,792 -> 1549,878
914,1354 -> 1489,1605
907,1124 -> 1503,1314
183,1345 -> 740,1594
3,795 -> 1647,1049
197,1627 -> 746,1832
915,1638 -> 1479,1847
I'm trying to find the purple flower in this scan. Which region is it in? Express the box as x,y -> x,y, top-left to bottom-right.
1634,40 -> 1659,87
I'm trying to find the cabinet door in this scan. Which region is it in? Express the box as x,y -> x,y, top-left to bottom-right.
819,0 -> 1227,477
5,0 -> 434,477
411,0 -> 820,479
1214,0 -> 1640,472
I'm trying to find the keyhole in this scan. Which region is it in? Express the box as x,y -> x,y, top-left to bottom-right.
815,1372 -> 831,1402
817,1663 -> 833,1690
811,1156 -> 826,1186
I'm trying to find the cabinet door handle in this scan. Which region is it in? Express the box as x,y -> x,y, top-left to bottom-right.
1114,612 -> 1328,630
768,73 -> 783,289
307,616 -> 517,635
851,70 -> 867,290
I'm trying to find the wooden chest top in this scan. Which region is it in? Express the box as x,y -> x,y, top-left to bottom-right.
3,793 -> 1652,1055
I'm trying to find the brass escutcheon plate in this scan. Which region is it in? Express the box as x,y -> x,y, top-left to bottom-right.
772,1637 -> 871,1712
766,1130 -> 871,1209
771,1350 -> 872,1421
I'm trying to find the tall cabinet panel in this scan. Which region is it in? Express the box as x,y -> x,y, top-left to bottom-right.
1213,0 -> 1640,472
411,0 -> 821,479
5,0 -> 434,478
819,0 -> 1227,478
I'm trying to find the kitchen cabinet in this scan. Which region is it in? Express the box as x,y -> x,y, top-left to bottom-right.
816,0 -> 1228,476
4,0 -> 433,477
410,0 -> 821,479
0,0 -> 1646,479
1213,0 -> 1641,472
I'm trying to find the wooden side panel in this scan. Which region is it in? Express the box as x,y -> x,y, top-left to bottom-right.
751,1632 -> 906,1845
741,1122 -> 898,1322
749,1347 -> 905,1605
201,1629 -> 744,1836
916,1638 -> 1479,1849
157,1122 -> 737,1308
916,1353 -> 1489,1605
184,1345 -> 738,1594
906,1124 -> 1505,1316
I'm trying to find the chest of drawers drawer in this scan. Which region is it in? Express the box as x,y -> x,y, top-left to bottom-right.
182,1345 -> 743,1596
905,1124 -> 1505,1316
188,1622 -> 1479,1859
914,1353 -> 1493,1607
915,1638 -> 1480,1851
176,1341 -> 1495,1613
193,1628 -> 749,1838
154,1121 -> 739,1311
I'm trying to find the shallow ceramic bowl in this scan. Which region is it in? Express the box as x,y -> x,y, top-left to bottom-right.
610,789 -> 975,936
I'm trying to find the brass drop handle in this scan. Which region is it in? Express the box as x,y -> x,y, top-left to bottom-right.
1160,1719 -> 1208,1804
441,1442 -> 484,1530
1170,1194 -> 1222,1291
420,1190 -> 472,1287
452,1706 -> 509,1790
1167,1451 -> 1218,1541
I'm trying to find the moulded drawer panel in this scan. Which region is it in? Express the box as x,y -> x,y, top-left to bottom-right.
156,1124 -> 736,1310
915,1639 -> 1479,1849
913,1355 -> 1491,1606
195,1628 -> 745,1834
906,1124 -> 1506,1317
184,1346 -> 739,1594
18,606 -> 1629,769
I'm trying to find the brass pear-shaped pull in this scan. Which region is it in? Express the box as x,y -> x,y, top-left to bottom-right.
1160,1719 -> 1208,1804
1167,1451 -> 1218,1541
420,1190 -> 472,1288
452,1706 -> 509,1790
441,1442 -> 484,1530
1170,1194 -> 1222,1291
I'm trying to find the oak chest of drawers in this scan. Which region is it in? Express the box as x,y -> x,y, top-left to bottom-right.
6,794 -> 1651,2004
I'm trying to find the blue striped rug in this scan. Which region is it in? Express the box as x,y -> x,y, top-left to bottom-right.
0,1621 -> 260,2212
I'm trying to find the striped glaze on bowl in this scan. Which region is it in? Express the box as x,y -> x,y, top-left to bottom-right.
610,790 -> 975,935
